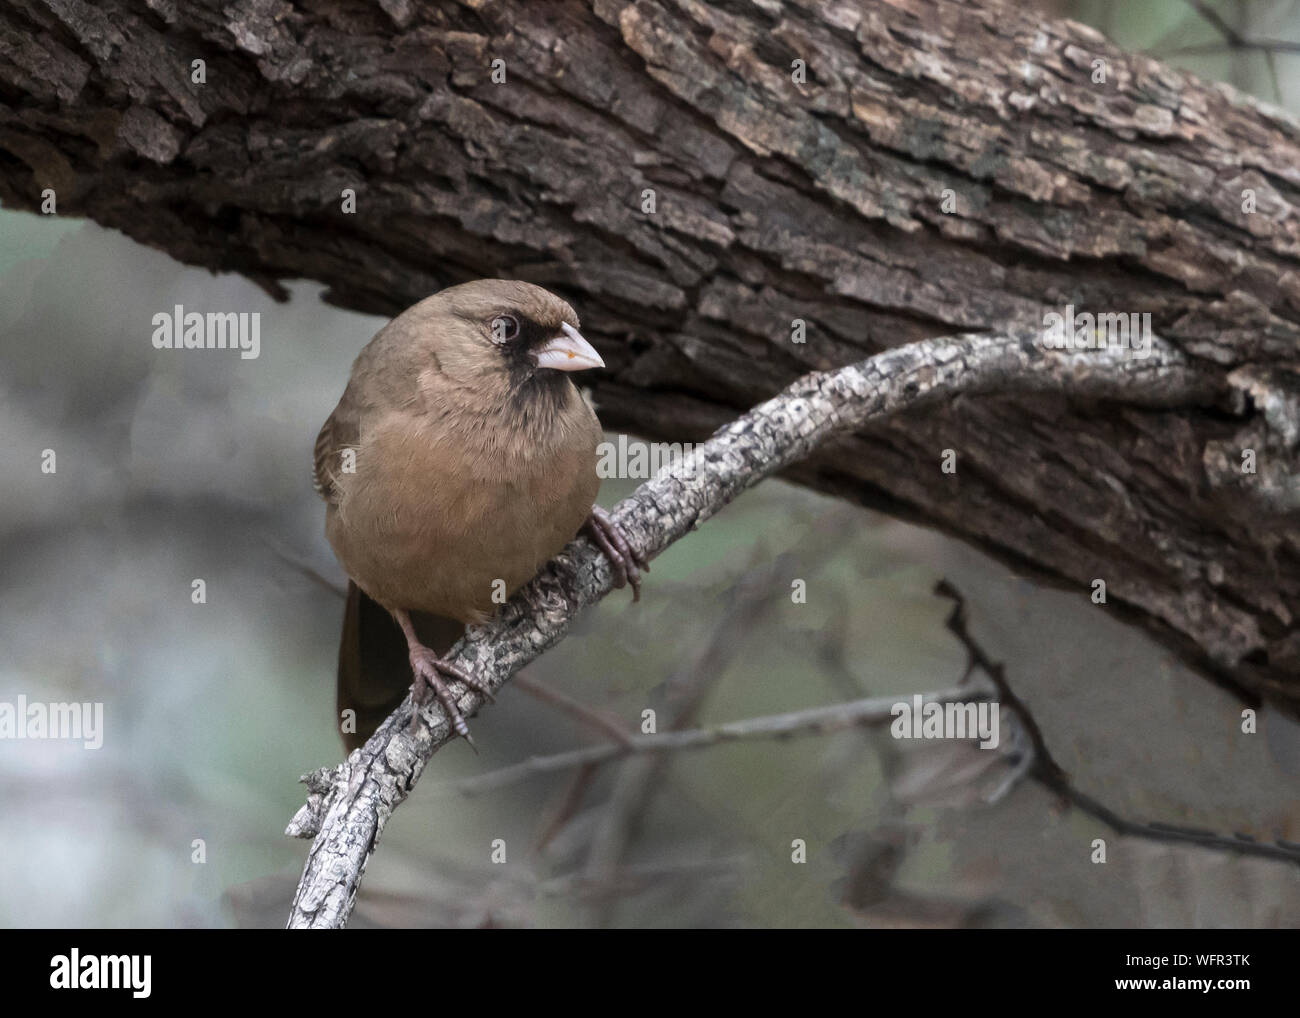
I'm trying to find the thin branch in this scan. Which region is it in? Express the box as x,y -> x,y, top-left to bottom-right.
510,673 -> 637,748
1161,40 -> 1300,55
537,539 -> 845,870
1164,0 -> 1300,56
935,581 -> 1300,867
286,327 -> 1209,929
439,687 -> 980,797
1184,0 -> 1246,47
536,856 -> 750,899
262,535 -> 348,600
582,552 -> 780,920
534,761 -> 602,854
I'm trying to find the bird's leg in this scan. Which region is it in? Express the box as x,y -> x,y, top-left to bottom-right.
584,505 -> 650,602
392,609 -> 494,752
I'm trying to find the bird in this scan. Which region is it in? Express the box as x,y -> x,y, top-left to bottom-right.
313,279 -> 647,752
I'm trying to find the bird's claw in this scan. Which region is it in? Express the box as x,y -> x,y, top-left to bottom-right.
585,505 -> 650,602
407,647 -> 493,751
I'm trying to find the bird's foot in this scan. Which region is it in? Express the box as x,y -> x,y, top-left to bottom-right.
407,646 -> 495,752
585,505 -> 650,602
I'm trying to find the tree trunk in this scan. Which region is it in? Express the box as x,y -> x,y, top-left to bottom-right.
2,0 -> 1298,705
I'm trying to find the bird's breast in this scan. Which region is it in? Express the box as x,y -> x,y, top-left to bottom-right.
326,409 -> 600,621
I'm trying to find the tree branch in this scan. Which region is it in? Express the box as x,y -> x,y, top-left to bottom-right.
438,686 -> 982,798
285,327 -> 1211,929
936,580 -> 1300,867
8,0 -> 1300,708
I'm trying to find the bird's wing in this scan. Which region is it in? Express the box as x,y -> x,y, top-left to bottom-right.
313,397 -> 360,503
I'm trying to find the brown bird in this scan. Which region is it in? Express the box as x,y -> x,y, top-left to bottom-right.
313,280 -> 647,752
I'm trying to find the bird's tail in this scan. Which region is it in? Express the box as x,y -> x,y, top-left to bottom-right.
336,581 -> 463,752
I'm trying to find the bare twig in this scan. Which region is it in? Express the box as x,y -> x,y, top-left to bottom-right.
583,553 -> 780,921
438,687 -> 980,797
262,535 -> 347,600
286,327 -> 1207,929
1163,0 -> 1300,56
1184,0 -> 1245,47
511,673 -> 637,748
1161,39 -> 1300,56
935,581 -> 1300,867
534,762 -> 603,854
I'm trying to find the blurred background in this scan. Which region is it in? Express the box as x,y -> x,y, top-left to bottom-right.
2,0 -> 1300,928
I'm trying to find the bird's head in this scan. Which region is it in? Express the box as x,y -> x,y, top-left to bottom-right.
415,279 -> 602,399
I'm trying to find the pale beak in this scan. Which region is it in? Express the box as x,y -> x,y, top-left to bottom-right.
534,321 -> 605,372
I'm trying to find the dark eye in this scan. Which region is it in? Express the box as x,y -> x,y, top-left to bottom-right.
490,314 -> 519,344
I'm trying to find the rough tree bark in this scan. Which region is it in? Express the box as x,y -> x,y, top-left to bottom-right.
1,0 -> 1298,703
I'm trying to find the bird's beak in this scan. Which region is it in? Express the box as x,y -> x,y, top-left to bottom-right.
534,321 -> 605,372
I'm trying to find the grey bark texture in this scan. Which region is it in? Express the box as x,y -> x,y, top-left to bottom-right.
1,7 -> 1296,723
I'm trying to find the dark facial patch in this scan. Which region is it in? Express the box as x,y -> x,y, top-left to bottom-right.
495,312 -> 573,421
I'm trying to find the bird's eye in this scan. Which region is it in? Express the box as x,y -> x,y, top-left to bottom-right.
490,314 -> 520,344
